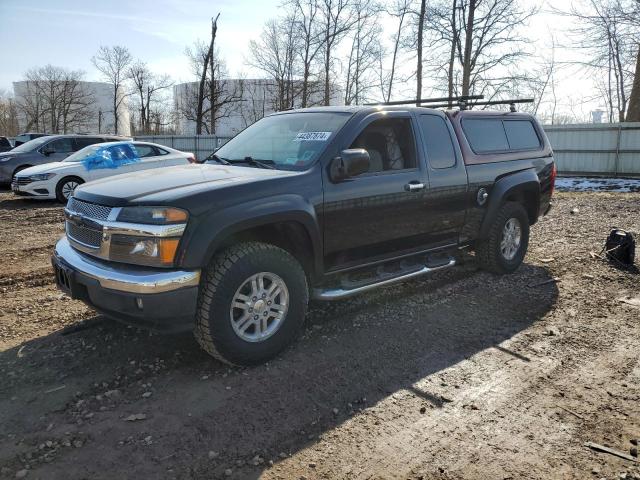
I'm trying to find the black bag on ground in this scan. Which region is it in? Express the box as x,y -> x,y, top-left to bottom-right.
603,229 -> 636,268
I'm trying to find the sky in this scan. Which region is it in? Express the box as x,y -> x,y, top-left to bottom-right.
0,0 -> 604,120
0,0 -> 281,90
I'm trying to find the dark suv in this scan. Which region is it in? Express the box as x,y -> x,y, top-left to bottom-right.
0,134 -> 127,185
52,100 -> 555,366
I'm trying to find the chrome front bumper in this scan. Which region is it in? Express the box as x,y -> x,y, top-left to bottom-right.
53,237 -> 201,294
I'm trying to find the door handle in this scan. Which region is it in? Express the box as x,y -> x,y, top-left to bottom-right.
404,182 -> 425,192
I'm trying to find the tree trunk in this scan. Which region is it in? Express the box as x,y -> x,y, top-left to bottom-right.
626,45 -> 640,122
447,0 -> 457,107
209,14 -> 220,134
416,0 -> 426,105
324,44 -> 331,106
461,0 -> 476,97
113,84 -> 119,134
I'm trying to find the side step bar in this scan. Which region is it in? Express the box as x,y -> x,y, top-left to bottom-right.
312,259 -> 456,301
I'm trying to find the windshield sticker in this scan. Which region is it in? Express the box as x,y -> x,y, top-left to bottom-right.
82,144 -> 141,171
294,131 -> 332,142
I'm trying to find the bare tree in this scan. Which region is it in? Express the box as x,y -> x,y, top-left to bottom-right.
318,0 -> 358,105
560,0 -> 636,121
208,14 -> 221,132
416,0 -> 427,103
91,46 -> 132,134
424,0 -> 536,99
179,41 -> 243,135
248,16 -> 300,110
290,0 -> 324,107
17,66 -> 94,134
615,0 -> 640,121
237,77 -> 269,127
0,90 -> 19,136
378,0 -> 411,103
629,46 -> 640,121
343,0 -> 382,105
128,61 -> 173,134
184,40 -> 211,134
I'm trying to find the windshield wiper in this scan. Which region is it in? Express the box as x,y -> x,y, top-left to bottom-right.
229,156 -> 276,170
206,153 -> 231,165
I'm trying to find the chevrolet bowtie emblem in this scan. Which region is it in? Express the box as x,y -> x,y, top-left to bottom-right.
66,212 -> 85,227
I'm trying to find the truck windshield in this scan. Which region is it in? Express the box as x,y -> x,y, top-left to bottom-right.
211,112 -> 351,170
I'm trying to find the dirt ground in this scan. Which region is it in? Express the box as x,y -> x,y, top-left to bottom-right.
0,189 -> 638,480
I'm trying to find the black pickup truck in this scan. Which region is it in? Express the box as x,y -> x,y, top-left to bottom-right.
52,103 -> 555,365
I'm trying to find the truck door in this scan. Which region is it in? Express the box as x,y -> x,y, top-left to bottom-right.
322,112 -> 432,271
416,113 -> 468,245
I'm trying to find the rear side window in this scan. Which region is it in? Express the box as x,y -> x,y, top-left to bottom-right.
418,115 -> 456,169
133,144 -> 157,158
503,120 -> 540,150
153,146 -> 169,155
462,119 -> 509,153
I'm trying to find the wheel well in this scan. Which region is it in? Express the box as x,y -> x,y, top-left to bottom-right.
504,189 -> 538,225
12,165 -> 32,178
215,221 -> 316,280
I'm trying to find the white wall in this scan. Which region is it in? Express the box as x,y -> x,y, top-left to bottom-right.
12,81 -> 130,136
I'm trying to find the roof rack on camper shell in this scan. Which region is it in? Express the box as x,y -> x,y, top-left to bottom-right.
364,96 -> 535,112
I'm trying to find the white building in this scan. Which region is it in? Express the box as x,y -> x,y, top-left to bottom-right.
12,81 -> 131,136
173,78 -> 342,136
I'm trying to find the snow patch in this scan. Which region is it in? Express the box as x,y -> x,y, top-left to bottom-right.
555,177 -> 640,193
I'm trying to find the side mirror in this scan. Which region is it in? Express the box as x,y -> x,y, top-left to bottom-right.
41,145 -> 55,156
330,148 -> 370,181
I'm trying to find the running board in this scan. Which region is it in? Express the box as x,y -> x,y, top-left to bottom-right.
312,259 -> 456,301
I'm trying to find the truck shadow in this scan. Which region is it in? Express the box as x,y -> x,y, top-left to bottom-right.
0,192 -> 63,210
0,261 -> 558,479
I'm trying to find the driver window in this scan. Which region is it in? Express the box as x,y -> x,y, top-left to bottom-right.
349,118 -> 416,173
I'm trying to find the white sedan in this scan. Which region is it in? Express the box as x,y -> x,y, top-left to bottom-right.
12,141 -> 195,202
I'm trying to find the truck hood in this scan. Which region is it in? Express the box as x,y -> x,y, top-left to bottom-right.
73,164 -> 298,206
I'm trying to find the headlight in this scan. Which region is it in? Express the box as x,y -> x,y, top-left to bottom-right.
117,206 -> 188,225
29,173 -> 56,181
109,235 -> 181,267
0,157 -> 13,162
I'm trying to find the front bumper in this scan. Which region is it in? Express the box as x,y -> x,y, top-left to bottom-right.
11,178 -> 54,199
52,237 -> 201,332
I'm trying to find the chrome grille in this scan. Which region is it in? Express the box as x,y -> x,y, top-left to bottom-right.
66,222 -> 102,248
67,197 -> 113,221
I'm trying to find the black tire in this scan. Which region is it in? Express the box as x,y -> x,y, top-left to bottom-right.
55,176 -> 84,203
194,242 -> 309,366
476,201 -> 530,274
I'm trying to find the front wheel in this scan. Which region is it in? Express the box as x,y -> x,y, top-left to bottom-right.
194,242 -> 309,366
475,202 -> 530,274
55,176 -> 84,203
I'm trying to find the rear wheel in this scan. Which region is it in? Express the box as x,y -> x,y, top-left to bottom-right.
476,202 -> 530,274
194,242 -> 309,366
55,176 -> 84,203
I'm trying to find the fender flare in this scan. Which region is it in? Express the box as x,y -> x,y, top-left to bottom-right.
478,169 -> 540,239
179,194 -> 322,274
